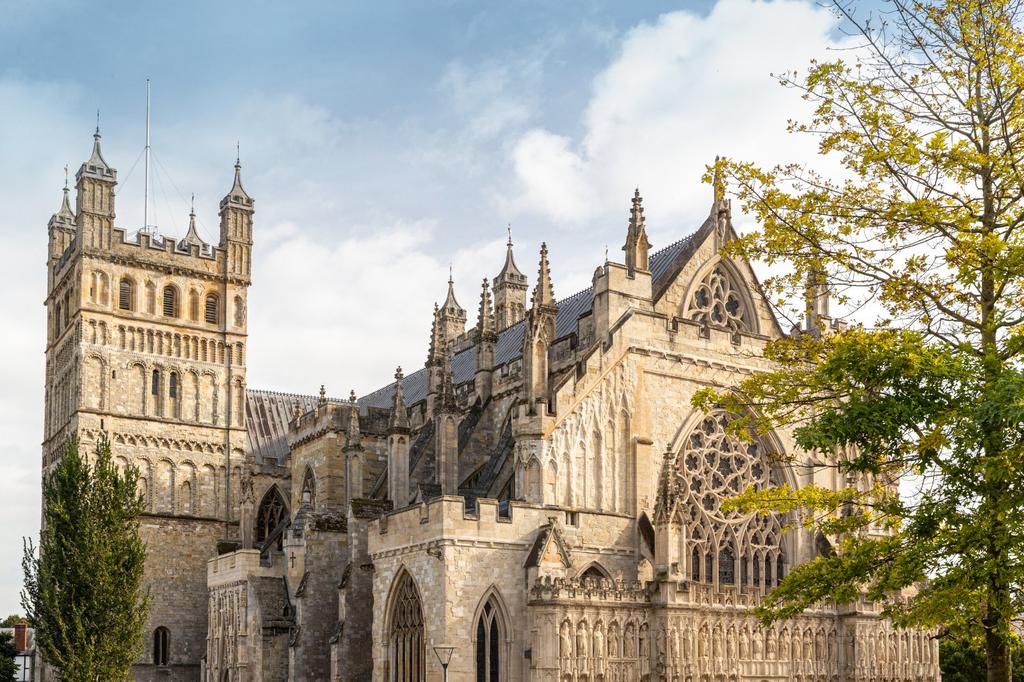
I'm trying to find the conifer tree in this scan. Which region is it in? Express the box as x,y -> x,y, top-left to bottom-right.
0,631 -> 16,682
22,437 -> 150,682
694,1 -> 1024,680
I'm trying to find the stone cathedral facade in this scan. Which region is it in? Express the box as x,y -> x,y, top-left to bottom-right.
42,131 -> 941,682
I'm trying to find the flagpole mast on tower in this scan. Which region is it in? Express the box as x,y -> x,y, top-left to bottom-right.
144,78 -> 151,232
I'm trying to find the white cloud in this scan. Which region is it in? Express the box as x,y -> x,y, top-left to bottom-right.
506,0 -> 847,233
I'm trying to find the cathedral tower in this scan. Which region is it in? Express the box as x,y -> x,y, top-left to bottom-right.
42,129 -> 253,682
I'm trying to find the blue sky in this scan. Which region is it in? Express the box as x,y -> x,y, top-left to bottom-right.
0,0 -> 854,616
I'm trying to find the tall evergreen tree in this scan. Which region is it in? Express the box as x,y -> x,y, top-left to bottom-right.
694,1 -> 1024,680
22,437 -> 150,682
0,631 -> 16,682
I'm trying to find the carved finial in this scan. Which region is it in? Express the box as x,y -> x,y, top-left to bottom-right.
532,242 -> 555,309
95,109 -> 100,135
712,155 -> 725,204
390,366 -> 409,431
623,188 -> 651,274
236,140 -> 240,166
318,384 -> 326,405
349,389 -> 357,404
293,399 -> 302,421
477,277 -> 495,338
507,223 -> 513,246
347,391 -> 362,446
63,164 -> 69,190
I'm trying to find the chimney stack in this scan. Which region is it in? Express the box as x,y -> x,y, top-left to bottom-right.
14,620 -> 27,651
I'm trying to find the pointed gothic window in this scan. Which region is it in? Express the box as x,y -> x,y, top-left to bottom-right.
389,572 -> 425,682
153,627 -> 169,666
475,597 -> 505,682
685,263 -> 752,336
205,293 -> 219,324
674,411 -> 787,590
256,487 -> 287,551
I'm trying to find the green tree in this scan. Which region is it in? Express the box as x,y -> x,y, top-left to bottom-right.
0,617 -> 23,629
22,437 -> 150,682
0,631 -> 16,682
693,1 -> 1024,680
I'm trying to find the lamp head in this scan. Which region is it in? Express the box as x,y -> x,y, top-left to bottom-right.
433,645 -> 455,667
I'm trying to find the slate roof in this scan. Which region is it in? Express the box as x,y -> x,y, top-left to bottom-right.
246,390 -> 333,464
359,225 -> 705,411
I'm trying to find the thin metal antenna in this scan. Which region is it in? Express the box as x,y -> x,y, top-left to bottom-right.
144,79 -> 151,232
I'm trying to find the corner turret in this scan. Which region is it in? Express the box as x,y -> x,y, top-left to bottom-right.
75,125 -> 117,249
438,270 -> 467,343
219,155 -> 254,283
493,228 -> 528,329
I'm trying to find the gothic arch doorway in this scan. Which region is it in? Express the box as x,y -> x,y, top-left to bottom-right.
388,570 -> 425,682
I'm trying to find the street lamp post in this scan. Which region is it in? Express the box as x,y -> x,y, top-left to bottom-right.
433,645 -> 455,682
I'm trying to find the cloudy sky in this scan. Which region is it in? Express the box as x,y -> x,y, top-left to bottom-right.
0,0 -> 857,615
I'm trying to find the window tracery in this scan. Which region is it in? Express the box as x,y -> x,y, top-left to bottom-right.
676,412 -> 786,589
475,597 -> 504,682
256,487 -> 286,551
389,572 -> 424,682
685,263 -> 751,335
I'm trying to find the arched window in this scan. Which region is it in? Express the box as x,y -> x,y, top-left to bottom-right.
169,372 -> 178,400
673,412 -> 787,589
153,627 -> 169,666
579,564 -> 609,585
475,595 -> 506,682
685,262 -> 753,336
151,370 -> 160,397
256,487 -> 287,551
205,293 -> 219,324
119,278 -> 134,311
389,572 -> 424,682
163,285 -> 178,317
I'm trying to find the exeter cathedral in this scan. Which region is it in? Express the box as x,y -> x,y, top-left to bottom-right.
41,127 -> 942,682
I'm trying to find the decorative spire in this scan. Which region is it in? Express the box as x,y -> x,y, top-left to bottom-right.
622,188 -> 651,274
180,193 -> 206,248
389,366 -> 410,431
78,118 -> 115,182
438,351 -> 458,412
477,277 -> 495,339
220,153 -> 253,210
51,166 -> 75,227
427,303 -> 444,366
318,384 -> 327,406
347,390 -> 362,447
442,269 -> 465,318
531,242 -> 556,310
496,225 -> 525,282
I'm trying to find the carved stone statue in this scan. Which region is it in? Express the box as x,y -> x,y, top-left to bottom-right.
594,625 -> 606,674
560,621 -> 573,670
577,623 -> 590,673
